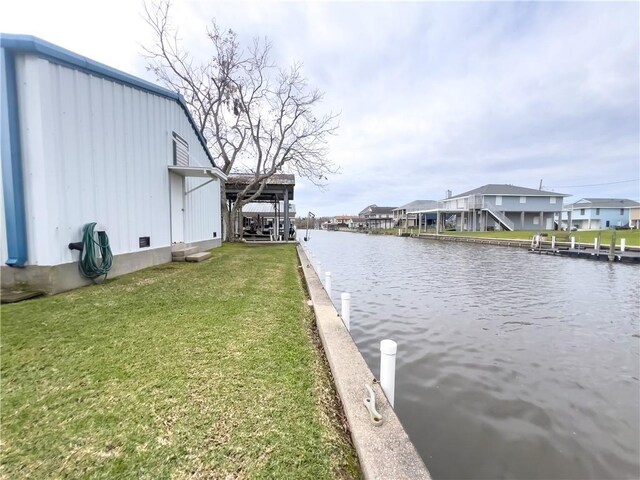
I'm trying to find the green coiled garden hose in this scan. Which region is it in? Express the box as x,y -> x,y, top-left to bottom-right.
79,222 -> 113,279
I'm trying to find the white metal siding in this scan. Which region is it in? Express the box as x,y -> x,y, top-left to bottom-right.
14,54 -> 219,266
185,177 -> 220,242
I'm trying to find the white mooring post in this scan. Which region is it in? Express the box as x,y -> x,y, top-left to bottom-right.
621,238 -> 626,252
380,339 -> 397,407
341,292 -> 351,331
594,238 -> 600,253
551,236 -> 556,249
571,237 -> 575,249
325,271 -> 332,297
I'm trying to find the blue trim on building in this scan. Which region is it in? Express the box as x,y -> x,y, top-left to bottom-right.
0,33 -> 216,168
1,48 -> 28,266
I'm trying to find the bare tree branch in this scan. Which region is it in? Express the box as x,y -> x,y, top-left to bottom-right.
142,0 -> 338,240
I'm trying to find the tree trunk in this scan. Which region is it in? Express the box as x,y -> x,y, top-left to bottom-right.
222,203 -> 232,242
228,200 -> 247,243
220,182 -> 231,243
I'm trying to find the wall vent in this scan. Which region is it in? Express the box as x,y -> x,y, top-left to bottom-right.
172,132 -> 189,166
139,236 -> 151,248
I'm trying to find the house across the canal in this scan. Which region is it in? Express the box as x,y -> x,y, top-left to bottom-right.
359,204 -> 397,229
393,200 -> 439,229
562,198 -> 640,230
631,206 -> 640,230
412,184 -> 569,232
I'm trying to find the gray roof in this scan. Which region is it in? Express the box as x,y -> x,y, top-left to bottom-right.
227,174 -> 295,186
225,174 -> 295,202
394,200 -> 439,212
567,198 -> 640,209
359,204 -> 397,216
447,184 -> 568,200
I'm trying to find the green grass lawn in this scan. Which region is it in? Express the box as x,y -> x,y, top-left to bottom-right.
1,244 -> 359,479
439,229 -> 640,246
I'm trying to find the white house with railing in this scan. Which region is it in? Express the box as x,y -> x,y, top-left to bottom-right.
422,184 -> 570,232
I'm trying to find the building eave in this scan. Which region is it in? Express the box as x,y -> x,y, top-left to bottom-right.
0,33 -> 218,169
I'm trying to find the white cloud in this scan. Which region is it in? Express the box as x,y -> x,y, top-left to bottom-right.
2,1 -> 638,214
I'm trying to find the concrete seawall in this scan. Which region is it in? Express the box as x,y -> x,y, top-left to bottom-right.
297,245 -> 431,480
415,233 -> 640,252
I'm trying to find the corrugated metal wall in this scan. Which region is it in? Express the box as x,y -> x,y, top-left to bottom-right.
8,54 -> 220,266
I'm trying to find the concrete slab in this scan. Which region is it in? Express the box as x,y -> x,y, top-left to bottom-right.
172,246 -> 199,258
185,252 -> 211,262
171,242 -> 188,252
1,289 -> 45,304
297,246 -> 431,480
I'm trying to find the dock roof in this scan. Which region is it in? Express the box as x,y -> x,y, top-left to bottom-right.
242,202 -> 296,215
226,174 -> 295,202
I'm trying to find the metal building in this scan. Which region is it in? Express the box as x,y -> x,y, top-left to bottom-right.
1,35 -> 227,293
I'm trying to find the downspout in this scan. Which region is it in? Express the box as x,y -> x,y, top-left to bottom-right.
1,46 -> 28,266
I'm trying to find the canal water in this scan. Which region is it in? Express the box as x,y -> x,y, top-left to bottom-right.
302,230 -> 639,480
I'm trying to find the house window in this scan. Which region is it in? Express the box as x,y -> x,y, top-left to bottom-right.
533,216 -> 539,225
550,197 -> 556,204
520,196 -> 526,204
495,196 -> 502,206
172,132 -> 189,166
620,209 -> 624,215
595,208 -> 600,215
580,209 -> 585,215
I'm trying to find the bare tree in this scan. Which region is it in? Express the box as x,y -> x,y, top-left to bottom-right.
142,1 -> 339,241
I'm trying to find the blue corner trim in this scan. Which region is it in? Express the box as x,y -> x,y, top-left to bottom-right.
0,33 -> 216,168
1,48 -> 28,266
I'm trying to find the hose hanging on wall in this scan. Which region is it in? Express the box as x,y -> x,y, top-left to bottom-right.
74,222 -> 113,279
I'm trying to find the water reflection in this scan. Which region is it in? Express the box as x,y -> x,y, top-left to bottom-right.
303,230 -> 640,480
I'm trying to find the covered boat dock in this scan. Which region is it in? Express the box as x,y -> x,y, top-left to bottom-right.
225,174 -> 296,242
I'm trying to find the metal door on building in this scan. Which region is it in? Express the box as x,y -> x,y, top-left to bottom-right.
170,173 -> 185,243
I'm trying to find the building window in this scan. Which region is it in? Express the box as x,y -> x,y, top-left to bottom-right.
495,196 -> 502,206
595,208 -> 600,215
533,216 -> 539,225
550,197 -> 556,204
520,196 -> 526,204
172,132 -> 189,166
580,209 -> 585,215
620,209 -> 624,215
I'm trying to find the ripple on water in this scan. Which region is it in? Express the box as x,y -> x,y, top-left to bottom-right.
306,231 -> 640,480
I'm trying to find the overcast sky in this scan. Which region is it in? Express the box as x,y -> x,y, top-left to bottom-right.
2,0 -> 639,215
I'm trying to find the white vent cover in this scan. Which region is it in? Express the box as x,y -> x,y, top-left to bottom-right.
172,132 -> 189,167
